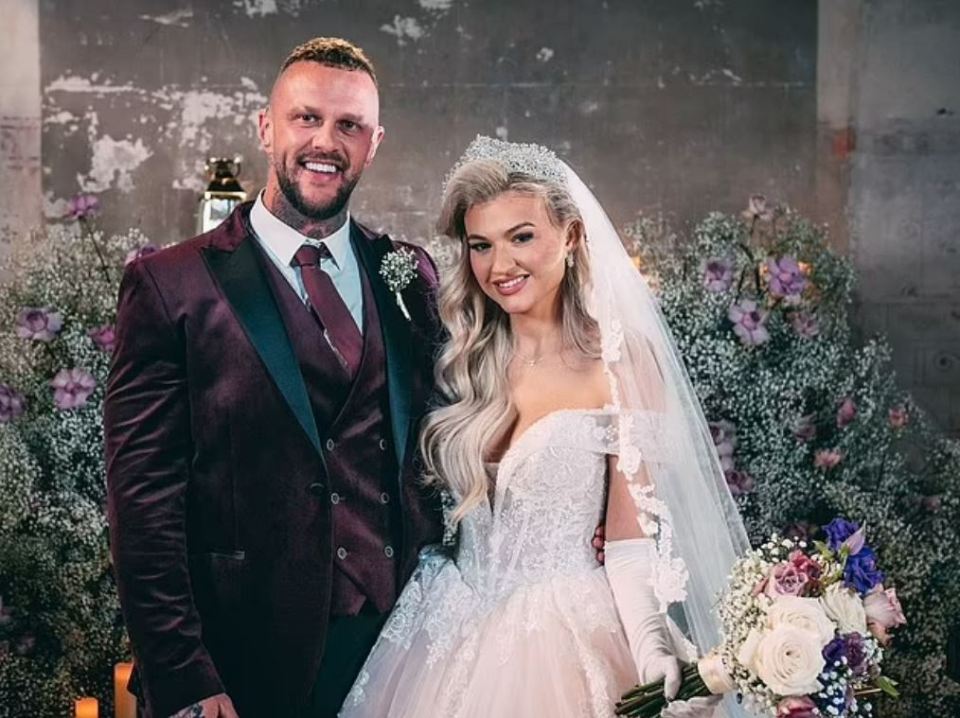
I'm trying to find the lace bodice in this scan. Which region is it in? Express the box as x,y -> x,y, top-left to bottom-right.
455,408 -> 617,599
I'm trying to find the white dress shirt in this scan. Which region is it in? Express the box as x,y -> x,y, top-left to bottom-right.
249,191 -> 364,331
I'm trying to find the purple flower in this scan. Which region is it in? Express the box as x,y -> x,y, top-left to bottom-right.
709,420 -> 737,472
845,632 -> 870,676
792,414 -> 817,442
50,368 -> 97,410
15,307 -> 64,342
65,193 -> 100,221
725,469 -> 755,497
728,299 -> 769,346
844,546 -> 884,596
814,449 -> 843,470
824,518 -> 859,551
88,324 -> 116,353
790,311 -> 820,339
836,398 -> 858,428
0,384 -> 26,423
822,633 -> 868,676
766,255 -> 807,302
703,258 -> 734,293
823,635 -> 846,667
124,244 -> 160,267
742,194 -> 774,222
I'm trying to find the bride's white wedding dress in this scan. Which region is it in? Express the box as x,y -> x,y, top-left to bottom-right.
340,407 -> 675,718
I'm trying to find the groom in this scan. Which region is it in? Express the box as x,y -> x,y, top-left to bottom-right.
105,38 -> 443,718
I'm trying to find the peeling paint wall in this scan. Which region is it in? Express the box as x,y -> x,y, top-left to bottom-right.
38,0 -> 817,250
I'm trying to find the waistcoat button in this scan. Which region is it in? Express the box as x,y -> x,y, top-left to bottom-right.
337,546 -> 348,560
330,492 -> 341,504
384,545 -> 394,559
325,438 -> 336,451
379,492 -> 390,504
378,438 -> 387,451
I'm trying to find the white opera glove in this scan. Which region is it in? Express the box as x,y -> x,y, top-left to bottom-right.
605,537 -> 682,700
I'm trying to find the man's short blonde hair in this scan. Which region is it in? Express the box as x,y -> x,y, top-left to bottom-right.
280,37 -> 378,86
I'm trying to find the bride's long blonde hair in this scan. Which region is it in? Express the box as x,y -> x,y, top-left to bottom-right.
421,159 -> 599,523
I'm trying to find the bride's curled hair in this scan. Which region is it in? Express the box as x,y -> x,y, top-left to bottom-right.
421,159 -> 598,524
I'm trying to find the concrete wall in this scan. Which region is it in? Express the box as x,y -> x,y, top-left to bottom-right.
35,0 -> 817,249
847,0 -> 960,435
0,0 -> 41,250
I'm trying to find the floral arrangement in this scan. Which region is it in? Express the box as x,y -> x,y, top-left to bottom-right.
624,198 -> 960,716
0,196 -> 155,717
617,518 -> 905,718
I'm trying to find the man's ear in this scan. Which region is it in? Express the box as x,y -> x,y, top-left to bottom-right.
258,107 -> 273,153
364,125 -> 386,168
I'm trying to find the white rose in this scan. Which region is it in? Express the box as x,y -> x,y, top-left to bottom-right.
736,627 -> 765,673
750,625 -> 825,697
766,596 -> 836,646
820,583 -> 868,634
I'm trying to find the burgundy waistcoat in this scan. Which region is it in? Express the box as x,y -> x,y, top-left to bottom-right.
258,245 -> 399,615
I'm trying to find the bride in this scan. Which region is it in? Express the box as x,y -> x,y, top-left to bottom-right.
340,137 -> 750,718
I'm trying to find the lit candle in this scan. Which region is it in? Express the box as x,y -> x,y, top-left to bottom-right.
114,662 -> 137,718
75,697 -> 98,718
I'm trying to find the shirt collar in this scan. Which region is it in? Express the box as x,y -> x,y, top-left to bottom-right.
250,191 -> 352,269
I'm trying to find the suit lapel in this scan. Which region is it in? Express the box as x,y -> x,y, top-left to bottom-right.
203,237 -> 323,456
350,222 -> 415,469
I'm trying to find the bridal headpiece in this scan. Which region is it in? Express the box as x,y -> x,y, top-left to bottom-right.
443,135 -> 568,196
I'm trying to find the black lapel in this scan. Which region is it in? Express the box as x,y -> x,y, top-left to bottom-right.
202,237 -> 323,456
350,222 -> 415,468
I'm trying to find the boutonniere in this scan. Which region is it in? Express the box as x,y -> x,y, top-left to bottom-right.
379,247 -> 418,321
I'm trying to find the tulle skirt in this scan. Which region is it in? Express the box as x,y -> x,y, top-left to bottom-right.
340,553 -> 638,718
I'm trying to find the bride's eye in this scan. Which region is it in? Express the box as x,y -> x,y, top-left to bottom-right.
512,232 -> 534,244
467,242 -> 490,253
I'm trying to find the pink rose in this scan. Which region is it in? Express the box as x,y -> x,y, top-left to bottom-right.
814,449 -> 843,470
888,406 -> 909,429
788,550 -> 822,582
777,696 -> 819,718
765,562 -> 809,598
864,584 -> 906,645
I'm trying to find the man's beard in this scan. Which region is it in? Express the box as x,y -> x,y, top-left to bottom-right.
274,157 -> 361,221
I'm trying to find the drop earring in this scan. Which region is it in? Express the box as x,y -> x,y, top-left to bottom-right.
566,253 -> 575,268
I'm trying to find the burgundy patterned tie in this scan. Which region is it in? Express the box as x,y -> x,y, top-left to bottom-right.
292,244 -> 363,376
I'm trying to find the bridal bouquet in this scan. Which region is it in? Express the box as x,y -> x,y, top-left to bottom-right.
616,518 -> 906,717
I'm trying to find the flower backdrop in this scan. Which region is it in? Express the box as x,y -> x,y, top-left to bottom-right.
0,199 -> 153,717
0,194 -> 957,716
626,199 -> 960,717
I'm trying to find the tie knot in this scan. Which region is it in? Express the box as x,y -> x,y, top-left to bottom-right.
292,243 -> 333,268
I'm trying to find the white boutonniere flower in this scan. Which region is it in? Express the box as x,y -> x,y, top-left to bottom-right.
379,247 -> 418,321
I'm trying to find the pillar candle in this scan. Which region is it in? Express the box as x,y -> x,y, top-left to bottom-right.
75,697 -> 98,718
114,662 -> 137,718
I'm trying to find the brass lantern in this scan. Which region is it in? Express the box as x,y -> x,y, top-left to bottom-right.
197,157 -> 247,233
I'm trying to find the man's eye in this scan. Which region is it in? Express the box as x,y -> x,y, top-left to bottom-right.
340,120 -> 359,132
299,114 -> 318,122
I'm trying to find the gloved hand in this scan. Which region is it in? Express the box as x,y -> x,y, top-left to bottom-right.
604,537 -> 682,700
